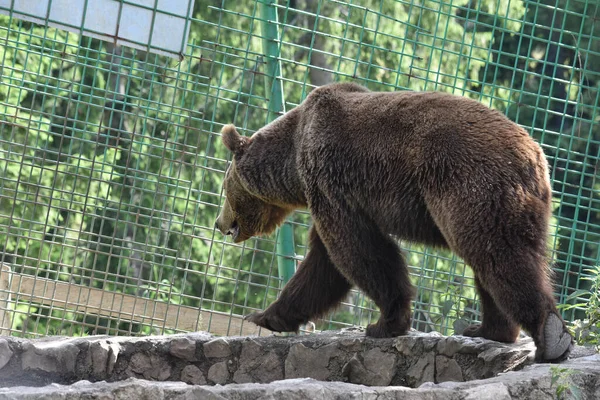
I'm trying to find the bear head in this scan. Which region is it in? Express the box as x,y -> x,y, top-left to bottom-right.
214,124 -> 290,243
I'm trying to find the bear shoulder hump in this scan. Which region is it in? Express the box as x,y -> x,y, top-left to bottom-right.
306,82 -> 369,102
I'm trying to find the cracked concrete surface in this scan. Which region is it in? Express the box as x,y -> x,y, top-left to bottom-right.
0,329 -> 597,399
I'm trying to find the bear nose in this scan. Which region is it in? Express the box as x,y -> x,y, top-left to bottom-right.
214,220 -> 229,235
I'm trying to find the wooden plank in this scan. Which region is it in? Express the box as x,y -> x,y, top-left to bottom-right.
201,309 -> 271,338
7,272 -> 269,337
0,264 -> 11,335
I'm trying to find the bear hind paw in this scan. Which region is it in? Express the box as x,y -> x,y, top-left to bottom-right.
537,312 -> 574,362
461,323 -> 484,338
461,323 -> 519,343
365,319 -> 409,338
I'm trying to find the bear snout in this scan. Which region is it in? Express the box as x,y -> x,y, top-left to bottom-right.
214,218 -> 226,235
215,218 -> 240,241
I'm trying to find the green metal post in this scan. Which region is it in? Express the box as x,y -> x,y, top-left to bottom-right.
259,0 -> 296,286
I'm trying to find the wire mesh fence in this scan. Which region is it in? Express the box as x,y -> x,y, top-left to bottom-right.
0,0 -> 598,339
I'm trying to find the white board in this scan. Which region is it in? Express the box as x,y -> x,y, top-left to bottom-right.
0,0 -> 195,59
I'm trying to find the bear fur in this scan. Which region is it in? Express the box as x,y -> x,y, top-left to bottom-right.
215,82 -> 574,362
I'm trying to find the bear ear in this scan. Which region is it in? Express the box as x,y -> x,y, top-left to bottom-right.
221,124 -> 249,154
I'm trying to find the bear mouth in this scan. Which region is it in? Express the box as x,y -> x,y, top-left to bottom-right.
228,221 -> 240,242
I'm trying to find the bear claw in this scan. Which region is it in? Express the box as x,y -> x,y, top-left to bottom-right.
245,311 -> 301,333
365,320 -> 409,338
542,313 -> 574,362
461,323 -> 483,338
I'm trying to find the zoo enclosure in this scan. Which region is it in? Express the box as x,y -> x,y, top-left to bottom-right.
0,0 -> 598,338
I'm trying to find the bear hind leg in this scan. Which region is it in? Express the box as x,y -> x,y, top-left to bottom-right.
245,226 -> 352,333
468,250 -> 573,362
427,190 -> 573,362
462,276 -> 520,343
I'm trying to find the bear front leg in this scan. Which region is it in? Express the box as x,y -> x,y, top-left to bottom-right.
311,204 -> 415,339
462,276 -> 520,343
245,226 -> 352,333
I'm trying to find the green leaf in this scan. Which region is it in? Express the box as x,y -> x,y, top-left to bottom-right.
441,300 -> 454,316
565,289 -> 592,301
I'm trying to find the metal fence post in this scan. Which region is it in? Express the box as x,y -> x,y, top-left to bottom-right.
259,0 -> 297,286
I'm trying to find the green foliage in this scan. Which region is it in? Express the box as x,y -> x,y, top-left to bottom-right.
559,265 -> 600,349
550,366 -> 583,400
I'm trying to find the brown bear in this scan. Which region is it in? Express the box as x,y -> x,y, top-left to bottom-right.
215,82 -> 574,362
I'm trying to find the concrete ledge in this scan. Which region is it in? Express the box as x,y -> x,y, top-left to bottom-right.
1,354 -> 599,400
1,329 -> 598,399
0,329 -> 538,388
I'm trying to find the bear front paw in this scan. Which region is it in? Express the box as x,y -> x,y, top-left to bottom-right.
245,311 -> 302,333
